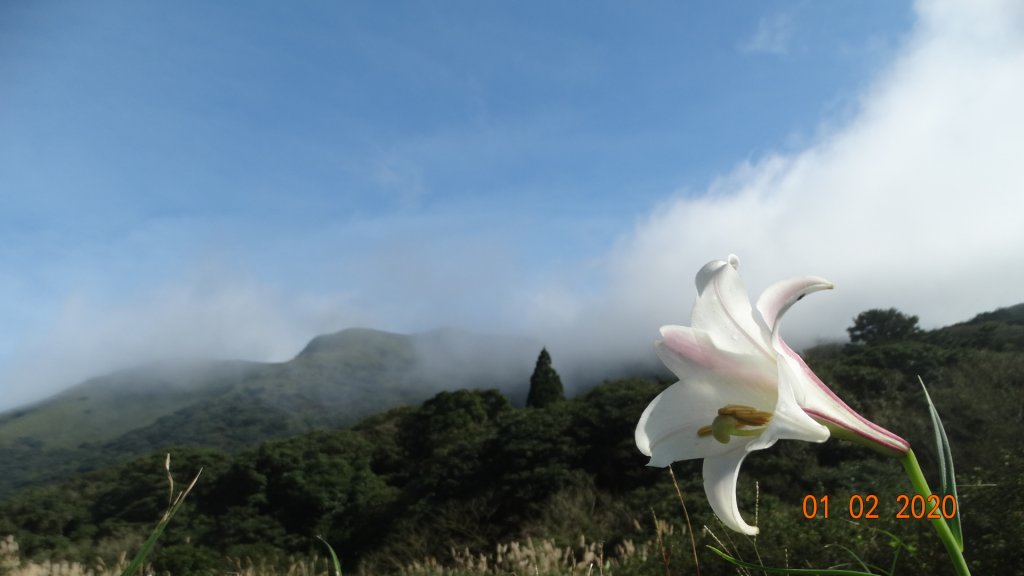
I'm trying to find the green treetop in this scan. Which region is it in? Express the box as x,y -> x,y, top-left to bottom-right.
848,308 -> 922,345
526,348 -> 564,408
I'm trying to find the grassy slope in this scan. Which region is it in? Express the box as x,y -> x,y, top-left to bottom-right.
0,327 -> 538,502
0,360 -> 262,450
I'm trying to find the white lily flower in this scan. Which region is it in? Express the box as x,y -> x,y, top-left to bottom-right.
635,255 -> 909,535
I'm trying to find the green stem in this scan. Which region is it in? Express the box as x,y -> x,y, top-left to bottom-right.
900,449 -> 970,576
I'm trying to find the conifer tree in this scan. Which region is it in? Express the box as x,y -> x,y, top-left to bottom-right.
526,347 -> 564,408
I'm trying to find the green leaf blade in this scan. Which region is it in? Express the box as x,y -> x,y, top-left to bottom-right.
919,376 -> 964,552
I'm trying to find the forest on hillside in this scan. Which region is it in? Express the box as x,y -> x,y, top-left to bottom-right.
1,308 -> 1022,575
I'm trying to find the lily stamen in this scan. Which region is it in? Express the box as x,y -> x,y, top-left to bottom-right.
698,405 -> 774,444
718,404 -> 772,427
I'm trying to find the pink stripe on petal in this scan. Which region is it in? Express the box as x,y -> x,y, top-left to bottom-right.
777,339 -> 910,454
659,326 -> 716,369
658,326 -> 776,389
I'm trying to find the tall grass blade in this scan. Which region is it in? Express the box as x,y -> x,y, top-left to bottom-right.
823,544 -> 872,574
919,376 -> 963,551
120,454 -> 202,576
669,465 -> 701,576
317,536 -> 343,576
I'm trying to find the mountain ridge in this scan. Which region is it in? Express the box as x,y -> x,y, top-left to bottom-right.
2,303 -> 1022,503
0,326 -> 541,501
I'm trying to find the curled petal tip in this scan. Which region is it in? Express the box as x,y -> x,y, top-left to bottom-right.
814,279 -> 835,293
758,275 -> 834,330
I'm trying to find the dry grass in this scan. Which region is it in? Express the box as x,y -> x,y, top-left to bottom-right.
1,534 -> 655,576
398,535 -> 649,576
1,535 -> 129,576
225,556 -> 325,576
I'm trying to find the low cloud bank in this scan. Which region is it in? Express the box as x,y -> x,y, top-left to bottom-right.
540,0 -> 1024,383
4,1 -> 1023,410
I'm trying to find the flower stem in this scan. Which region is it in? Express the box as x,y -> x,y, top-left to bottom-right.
900,449 -> 970,576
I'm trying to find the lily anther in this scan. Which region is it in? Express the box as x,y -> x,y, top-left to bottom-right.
697,404 -> 774,444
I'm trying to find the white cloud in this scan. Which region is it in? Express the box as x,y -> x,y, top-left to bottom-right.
0,216 -> 541,411
739,13 -> 794,55
5,1 -> 1024,409
551,0 -> 1024,368
0,267 -> 365,410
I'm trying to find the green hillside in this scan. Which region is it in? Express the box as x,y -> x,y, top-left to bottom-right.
928,303 -> 1024,351
0,328 -> 539,501
0,306 -> 1021,575
0,360 -> 261,450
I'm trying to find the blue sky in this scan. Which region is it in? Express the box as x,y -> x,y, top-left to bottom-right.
3,1 -> 1024,410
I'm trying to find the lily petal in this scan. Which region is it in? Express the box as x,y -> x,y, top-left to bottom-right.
776,339 -> 910,455
760,273 -> 909,455
703,449 -> 758,535
690,255 -> 773,360
749,347 -> 830,451
636,375 -> 772,466
755,275 -> 834,330
656,326 -> 776,390
746,278 -> 834,451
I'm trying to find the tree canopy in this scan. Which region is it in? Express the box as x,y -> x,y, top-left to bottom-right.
526,348 -> 564,408
847,307 -> 922,344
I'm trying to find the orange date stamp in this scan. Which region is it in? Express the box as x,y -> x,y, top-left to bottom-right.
802,494 -> 958,520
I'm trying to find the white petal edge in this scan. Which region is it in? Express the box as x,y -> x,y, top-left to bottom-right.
703,448 -> 759,535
